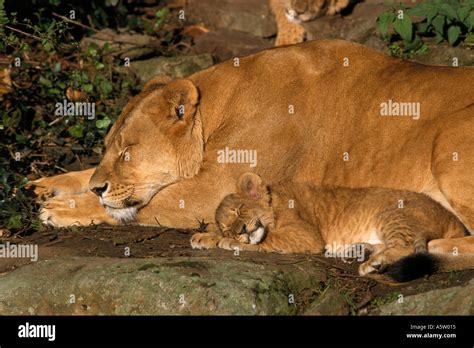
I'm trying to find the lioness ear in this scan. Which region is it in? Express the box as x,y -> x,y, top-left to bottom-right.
237,173 -> 265,200
143,74 -> 173,92
162,79 -> 199,123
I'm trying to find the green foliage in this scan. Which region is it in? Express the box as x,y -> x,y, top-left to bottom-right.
155,8 -> 170,27
370,292 -> 401,307
0,5 -> 141,234
377,0 -> 474,57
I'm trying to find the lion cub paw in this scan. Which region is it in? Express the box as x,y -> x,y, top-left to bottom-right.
190,233 -> 221,250
358,254 -> 386,276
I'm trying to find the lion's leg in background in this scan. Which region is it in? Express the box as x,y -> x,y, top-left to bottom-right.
27,168 -> 95,199
428,236 -> 474,254
432,108 -> 474,234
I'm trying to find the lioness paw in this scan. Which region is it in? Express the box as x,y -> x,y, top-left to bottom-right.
190,233 -> 221,250
27,169 -> 94,201
39,192 -> 115,227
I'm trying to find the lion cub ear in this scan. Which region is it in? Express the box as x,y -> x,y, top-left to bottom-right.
162,79 -> 199,123
237,172 -> 265,200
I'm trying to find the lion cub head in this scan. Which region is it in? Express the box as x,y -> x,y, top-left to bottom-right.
216,173 -> 275,244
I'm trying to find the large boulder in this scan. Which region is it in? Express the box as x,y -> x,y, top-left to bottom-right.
0,256 -> 336,315
374,279 -> 474,315
185,0 -> 276,38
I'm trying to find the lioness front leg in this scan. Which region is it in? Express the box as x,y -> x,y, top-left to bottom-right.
39,191 -> 117,227
136,169 -> 234,230
27,168 -> 95,200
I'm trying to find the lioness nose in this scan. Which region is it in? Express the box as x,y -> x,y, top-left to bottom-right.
91,183 -> 108,197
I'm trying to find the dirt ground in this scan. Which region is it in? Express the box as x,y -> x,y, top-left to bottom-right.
2,225 -> 473,315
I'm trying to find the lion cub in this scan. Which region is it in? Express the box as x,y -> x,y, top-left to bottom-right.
191,173 -> 467,277
269,0 -> 350,46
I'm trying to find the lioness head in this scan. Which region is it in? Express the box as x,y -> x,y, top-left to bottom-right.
89,77 -> 204,222
216,173 -> 274,244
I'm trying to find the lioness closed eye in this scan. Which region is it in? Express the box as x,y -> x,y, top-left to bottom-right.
191,173 -> 474,281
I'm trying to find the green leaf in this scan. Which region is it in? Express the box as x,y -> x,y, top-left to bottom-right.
52,62 -> 61,73
465,32 -> 474,46
438,3 -> 457,19
7,214 -> 22,230
404,36 -> 422,51
95,62 -> 105,70
435,32 -> 444,43
432,15 -> 445,34
457,6 -> 469,22
87,46 -> 98,57
96,116 -> 111,129
416,22 -> 429,33
83,84 -> 93,93
393,15 -> 413,43
48,88 -> 61,96
39,76 -> 52,87
447,25 -> 461,45
406,3 -> 428,16
155,8 -> 169,27
377,12 -> 395,37
425,5 -> 438,25
469,12 -> 474,31
99,80 -> 113,96
15,133 -> 26,144
68,123 -> 84,138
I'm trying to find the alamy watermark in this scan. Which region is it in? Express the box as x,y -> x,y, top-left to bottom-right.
217,146 -> 257,167
324,243 -> 365,262
55,99 -> 95,120
380,99 -> 420,120
0,242 -> 38,262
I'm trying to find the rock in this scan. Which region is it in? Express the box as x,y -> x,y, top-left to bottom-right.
304,3 -> 387,43
363,35 -> 390,54
0,256 -> 328,315
81,29 -> 157,60
186,0 -> 276,38
193,29 -> 273,62
303,290 -> 350,315
374,278 -> 474,315
130,54 -> 214,83
412,45 -> 474,67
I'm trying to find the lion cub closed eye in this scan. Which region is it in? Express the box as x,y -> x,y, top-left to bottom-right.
191,172 -> 473,280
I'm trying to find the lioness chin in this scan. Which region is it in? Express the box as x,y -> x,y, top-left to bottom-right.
191,173 -> 474,281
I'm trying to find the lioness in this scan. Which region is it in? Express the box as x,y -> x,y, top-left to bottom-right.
191,173 -> 474,280
31,40 -> 474,259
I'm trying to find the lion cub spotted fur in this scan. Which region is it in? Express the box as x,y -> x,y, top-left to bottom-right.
191,173 -> 468,277
269,0 -> 350,46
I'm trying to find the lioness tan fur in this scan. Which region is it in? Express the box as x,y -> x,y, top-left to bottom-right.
31,40 -> 474,261
191,173 -> 474,279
